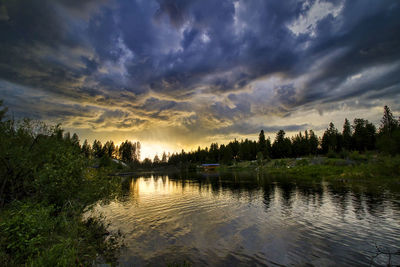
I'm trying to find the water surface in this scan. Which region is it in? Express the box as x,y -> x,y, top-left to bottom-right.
93,172 -> 400,266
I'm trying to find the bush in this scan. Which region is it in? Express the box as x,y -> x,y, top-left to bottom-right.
349,151 -> 366,161
0,200 -> 122,266
0,116 -> 123,265
339,149 -> 350,159
326,149 -> 337,158
296,158 -> 309,166
0,202 -> 56,264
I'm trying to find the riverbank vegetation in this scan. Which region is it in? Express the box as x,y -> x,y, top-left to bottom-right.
163,106 -> 400,171
0,100 -> 125,266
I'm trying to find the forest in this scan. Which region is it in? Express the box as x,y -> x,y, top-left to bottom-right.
167,106 -> 400,166
42,105 -> 400,168
47,105 -> 400,168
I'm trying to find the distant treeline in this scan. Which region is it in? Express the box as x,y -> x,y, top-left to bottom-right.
42,105 -> 400,167
165,106 -> 400,165
3,101 -> 398,169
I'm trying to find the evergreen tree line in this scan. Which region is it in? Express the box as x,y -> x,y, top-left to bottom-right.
79,138 -> 141,165
165,106 -> 400,165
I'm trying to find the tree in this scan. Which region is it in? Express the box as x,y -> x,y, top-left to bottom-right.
81,139 -> 91,158
272,130 -> 291,158
379,105 -> 398,135
118,140 -> 137,163
342,118 -> 352,150
161,152 -> 168,163
321,122 -> 341,153
142,158 -> 152,168
258,130 -> 268,157
221,144 -> 233,164
153,154 -> 160,164
377,106 -> 400,155
104,141 -> 115,158
0,99 -> 8,121
353,119 -> 376,151
308,130 -> 319,155
71,133 -> 80,150
209,143 -> 219,162
266,137 -> 272,158
92,140 -> 104,158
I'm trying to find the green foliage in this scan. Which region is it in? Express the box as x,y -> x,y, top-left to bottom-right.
0,102 -> 124,265
321,122 -> 341,153
339,149 -> 350,159
352,118 -> 376,151
272,130 -> 292,158
348,151 -> 365,161
342,118 -> 353,150
92,139 -> 105,158
0,201 -> 122,266
263,155 -> 400,180
296,158 -> 309,166
379,105 -> 399,135
258,130 -> 269,158
377,129 -> 400,155
0,118 -> 86,207
0,202 -> 55,263
118,140 -> 140,163
326,149 -> 337,158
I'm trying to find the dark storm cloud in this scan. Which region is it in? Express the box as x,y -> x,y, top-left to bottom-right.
1,0 -> 400,137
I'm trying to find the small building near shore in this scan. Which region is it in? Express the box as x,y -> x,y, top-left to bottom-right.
201,163 -> 220,170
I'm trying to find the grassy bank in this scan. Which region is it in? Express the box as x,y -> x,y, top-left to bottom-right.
219,154 -> 400,180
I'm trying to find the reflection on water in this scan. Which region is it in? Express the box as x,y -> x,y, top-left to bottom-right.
93,172 -> 400,266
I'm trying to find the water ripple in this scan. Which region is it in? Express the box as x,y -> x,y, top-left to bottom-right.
91,174 -> 400,266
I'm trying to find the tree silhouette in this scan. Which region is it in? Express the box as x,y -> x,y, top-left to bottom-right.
0,100 -> 8,121
272,130 -> 291,158
379,105 -> 398,135
321,122 -> 341,153
258,130 -> 268,157
353,119 -> 376,151
81,139 -> 91,158
342,118 -> 352,150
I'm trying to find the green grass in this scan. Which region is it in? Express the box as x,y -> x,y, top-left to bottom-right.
262,155 -> 400,180
218,155 -> 400,181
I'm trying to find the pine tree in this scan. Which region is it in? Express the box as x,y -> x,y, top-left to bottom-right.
321,122 -> 339,153
0,99 -> 8,121
308,130 -> 319,155
71,133 -> 80,149
258,130 -> 267,157
92,140 -> 104,158
81,139 -> 91,158
342,118 -> 352,150
161,152 -> 167,163
153,154 -> 160,164
379,105 -> 398,135
104,141 -> 115,158
353,119 -> 376,151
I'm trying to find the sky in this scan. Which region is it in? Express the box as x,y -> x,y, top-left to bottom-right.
1,0 -> 400,160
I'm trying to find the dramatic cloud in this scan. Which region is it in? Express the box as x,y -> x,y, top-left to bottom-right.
1,0 -> 399,158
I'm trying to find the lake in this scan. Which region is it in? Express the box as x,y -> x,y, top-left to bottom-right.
92,172 -> 400,266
